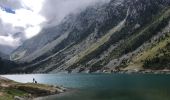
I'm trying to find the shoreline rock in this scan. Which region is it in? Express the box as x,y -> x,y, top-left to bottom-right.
104,69 -> 170,74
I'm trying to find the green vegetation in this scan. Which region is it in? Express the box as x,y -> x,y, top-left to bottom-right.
66,18 -> 126,71
121,9 -> 170,70
143,40 -> 170,69
127,31 -> 170,70
16,83 -> 62,96
112,8 -> 170,57
65,7 -> 170,72
0,89 -> 29,100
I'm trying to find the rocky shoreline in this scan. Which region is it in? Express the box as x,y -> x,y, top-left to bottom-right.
0,76 -> 66,100
101,69 -> 170,74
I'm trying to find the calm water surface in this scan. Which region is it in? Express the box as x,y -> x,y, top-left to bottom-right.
2,73 -> 170,100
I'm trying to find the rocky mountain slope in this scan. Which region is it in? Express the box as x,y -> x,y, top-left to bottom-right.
0,57 -> 18,74
0,50 -> 18,74
0,52 -> 8,60
11,0 -> 170,73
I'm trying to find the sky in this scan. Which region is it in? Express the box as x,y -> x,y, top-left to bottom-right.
0,0 -> 110,53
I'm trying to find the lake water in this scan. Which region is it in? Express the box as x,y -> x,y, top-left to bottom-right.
2,73 -> 170,100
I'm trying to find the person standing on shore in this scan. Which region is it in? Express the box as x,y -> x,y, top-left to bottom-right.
33,78 -> 35,83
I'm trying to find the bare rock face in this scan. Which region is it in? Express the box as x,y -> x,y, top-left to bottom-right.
11,0 -> 170,73
14,96 -> 25,100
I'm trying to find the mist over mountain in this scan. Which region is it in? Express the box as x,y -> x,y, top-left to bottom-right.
1,0 -> 170,74
40,0 -> 111,27
0,0 -> 110,55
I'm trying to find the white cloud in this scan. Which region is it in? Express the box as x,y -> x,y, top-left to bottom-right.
0,0 -> 110,54
25,26 -> 41,38
0,0 -> 23,9
0,35 -> 20,47
0,9 -> 45,28
21,0 -> 44,13
0,0 -> 46,48
41,0 -> 110,27
0,1 -> 46,38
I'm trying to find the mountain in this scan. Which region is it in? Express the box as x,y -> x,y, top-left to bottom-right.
0,57 -> 19,74
0,51 -> 8,60
0,44 -> 15,59
0,48 -> 19,74
11,0 -> 170,73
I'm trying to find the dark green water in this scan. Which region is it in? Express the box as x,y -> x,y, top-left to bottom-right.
2,73 -> 170,100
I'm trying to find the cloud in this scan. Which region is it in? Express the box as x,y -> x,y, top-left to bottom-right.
0,0 -> 110,54
0,0 -> 23,9
0,35 -> 20,47
0,0 -> 46,49
41,0 -> 110,27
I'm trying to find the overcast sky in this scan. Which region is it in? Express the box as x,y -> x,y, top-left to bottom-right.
0,0 -> 110,49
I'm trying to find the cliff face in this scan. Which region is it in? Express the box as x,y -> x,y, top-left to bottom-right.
11,0 -> 170,73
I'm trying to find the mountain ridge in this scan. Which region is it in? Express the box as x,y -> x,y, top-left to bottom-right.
10,0 -> 170,73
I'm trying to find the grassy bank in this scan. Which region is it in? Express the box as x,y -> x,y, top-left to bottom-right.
0,77 -> 65,100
